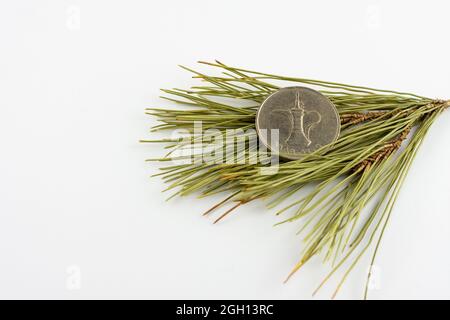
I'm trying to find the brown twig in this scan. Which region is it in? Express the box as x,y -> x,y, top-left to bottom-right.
351,99 -> 448,172
340,111 -> 389,125
354,126 -> 412,172
430,99 -> 450,111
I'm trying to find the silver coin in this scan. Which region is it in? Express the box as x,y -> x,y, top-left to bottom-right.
256,87 -> 340,160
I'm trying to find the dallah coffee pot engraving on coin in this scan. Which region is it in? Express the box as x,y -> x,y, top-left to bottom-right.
256,87 -> 340,160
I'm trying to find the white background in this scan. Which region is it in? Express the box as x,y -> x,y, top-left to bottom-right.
1,0 -> 450,300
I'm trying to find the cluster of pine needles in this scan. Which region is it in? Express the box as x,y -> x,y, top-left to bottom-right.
142,61 -> 449,299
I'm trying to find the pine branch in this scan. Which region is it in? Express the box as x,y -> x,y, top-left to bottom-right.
144,61 -> 449,298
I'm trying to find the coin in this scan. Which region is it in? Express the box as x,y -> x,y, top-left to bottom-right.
256,87 -> 340,160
